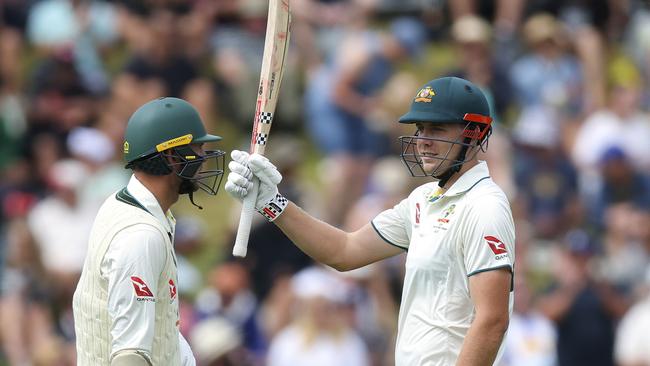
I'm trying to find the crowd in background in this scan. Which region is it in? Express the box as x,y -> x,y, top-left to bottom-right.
1,0 -> 650,365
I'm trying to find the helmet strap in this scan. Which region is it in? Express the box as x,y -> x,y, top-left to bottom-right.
178,179 -> 203,210
437,137 -> 471,188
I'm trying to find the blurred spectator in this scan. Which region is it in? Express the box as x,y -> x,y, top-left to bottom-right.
194,261 -> 266,360
538,229 -> 629,366
572,56 -> 650,195
115,6 -> 216,118
614,269 -> 650,366
305,16 -> 426,225
511,108 -> 582,239
174,215 -> 209,337
26,0 -> 117,94
266,266 -> 370,366
27,159 -> 95,283
499,275 -> 557,366
210,1 -> 302,134
190,316 -> 254,366
510,13 -> 584,134
291,0 -> 376,70
447,14 -> 512,120
66,126 -> 130,206
0,218 -> 75,365
598,201 -> 650,295
586,146 -> 650,227
338,265 -> 399,366
623,4 -> 650,109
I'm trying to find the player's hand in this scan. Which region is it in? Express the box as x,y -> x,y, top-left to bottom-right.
225,150 -> 283,211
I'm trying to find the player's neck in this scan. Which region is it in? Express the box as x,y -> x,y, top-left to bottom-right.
441,159 -> 479,189
134,172 -> 179,212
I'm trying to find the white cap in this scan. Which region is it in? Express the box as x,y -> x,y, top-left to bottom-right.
512,106 -> 560,148
190,317 -> 242,364
48,159 -> 89,190
67,127 -> 115,164
291,266 -> 349,303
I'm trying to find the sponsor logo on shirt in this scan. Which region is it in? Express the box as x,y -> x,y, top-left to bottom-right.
169,279 -> 177,302
131,276 -> 155,302
485,235 -> 508,256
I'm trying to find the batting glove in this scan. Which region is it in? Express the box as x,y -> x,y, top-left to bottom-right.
225,150 -> 288,221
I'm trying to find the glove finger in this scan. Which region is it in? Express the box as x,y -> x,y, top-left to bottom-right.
228,160 -> 252,180
224,181 -> 246,198
248,158 -> 282,186
227,171 -> 253,191
230,150 -> 250,164
247,154 -> 271,173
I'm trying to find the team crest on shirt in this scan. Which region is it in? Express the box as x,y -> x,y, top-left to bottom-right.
437,204 -> 456,223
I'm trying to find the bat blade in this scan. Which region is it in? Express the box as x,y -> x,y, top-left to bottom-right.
233,0 -> 291,258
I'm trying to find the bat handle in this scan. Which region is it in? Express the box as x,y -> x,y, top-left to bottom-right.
232,177 -> 259,257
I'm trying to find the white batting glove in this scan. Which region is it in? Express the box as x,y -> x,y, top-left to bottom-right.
225,150 -> 288,221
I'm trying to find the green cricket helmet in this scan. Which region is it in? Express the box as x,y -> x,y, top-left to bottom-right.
398,77 -> 493,185
123,97 -> 226,204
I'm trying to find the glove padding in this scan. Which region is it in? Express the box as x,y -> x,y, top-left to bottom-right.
225,150 -> 286,220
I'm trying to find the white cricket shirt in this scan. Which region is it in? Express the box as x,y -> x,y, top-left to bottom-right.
73,175 -> 195,365
372,161 -> 515,366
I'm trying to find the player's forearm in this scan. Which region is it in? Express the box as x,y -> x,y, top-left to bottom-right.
455,314 -> 508,366
274,202 -> 352,270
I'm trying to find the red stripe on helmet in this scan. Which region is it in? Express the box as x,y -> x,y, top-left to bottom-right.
462,113 -> 492,140
463,113 -> 492,124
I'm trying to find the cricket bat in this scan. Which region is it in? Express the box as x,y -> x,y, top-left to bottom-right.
233,0 -> 291,257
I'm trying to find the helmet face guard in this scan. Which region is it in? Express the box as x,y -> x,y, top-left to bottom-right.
399,114 -> 492,178
164,145 -> 226,195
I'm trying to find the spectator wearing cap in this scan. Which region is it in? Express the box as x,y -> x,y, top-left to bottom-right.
66,126 -> 130,208
194,261 -> 266,361
447,14 -> 512,120
572,56 -> 650,191
26,159 -> 96,283
587,146 -> 650,228
538,229 -> 630,366
266,266 -> 369,366
510,13 -> 584,128
190,316 -> 253,366
586,146 -> 650,293
511,108 -> 581,239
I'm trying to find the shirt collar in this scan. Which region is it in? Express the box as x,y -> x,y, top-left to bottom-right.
426,161 -> 490,202
444,161 -> 490,196
126,174 -> 175,236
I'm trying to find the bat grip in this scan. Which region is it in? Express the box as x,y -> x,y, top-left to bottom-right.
232,177 -> 259,257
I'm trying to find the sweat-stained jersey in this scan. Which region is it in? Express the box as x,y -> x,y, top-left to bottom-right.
73,175 -> 193,365
371,161 -> 515,366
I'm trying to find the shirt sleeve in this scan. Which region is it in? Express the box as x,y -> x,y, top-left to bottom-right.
461,195 -> 515,277
179,332 -> 196,366
102,224 -> 167,358
371,197 -> 411,250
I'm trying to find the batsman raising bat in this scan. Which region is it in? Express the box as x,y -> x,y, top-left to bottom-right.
226,77 -> 516,366
232,0 -> 291,257
73,98 -> 226,366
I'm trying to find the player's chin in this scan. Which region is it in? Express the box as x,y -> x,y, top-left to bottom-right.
421,159 -> 443,175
